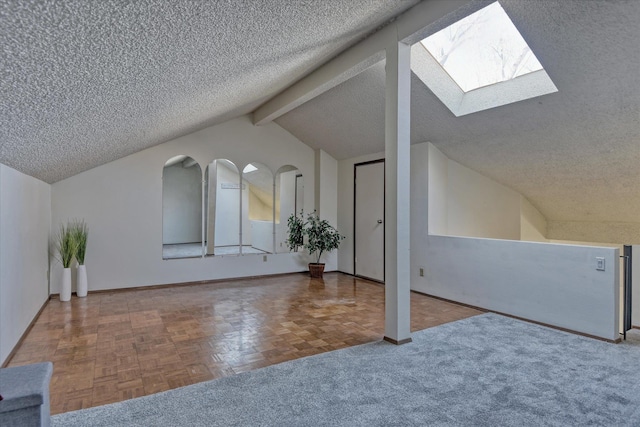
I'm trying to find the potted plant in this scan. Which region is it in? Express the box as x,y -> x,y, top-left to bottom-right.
71,220 -> 89,297
54,223 -> 77,302
287,211 -> 345,278
285,212 -> 304,252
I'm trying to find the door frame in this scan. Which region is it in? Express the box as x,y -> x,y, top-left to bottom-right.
353,159 -> 385,283
294,173 -> 303,215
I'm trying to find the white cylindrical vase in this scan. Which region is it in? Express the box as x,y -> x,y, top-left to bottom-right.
77,265 -> 88,297
60,268 -> 72,302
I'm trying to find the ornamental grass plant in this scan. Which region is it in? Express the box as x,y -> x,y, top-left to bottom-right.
54,223 -> 77,268
70,220 -> 88,265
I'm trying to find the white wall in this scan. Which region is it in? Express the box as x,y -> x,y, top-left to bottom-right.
427,143 -> 551,244
411,143 -> 430,281
337,141 -> 620,340
549,239 -> 624,332
51,116 -> 317,293
162,163 -> 202,244
275,169 -> 299,252
241,177 -> 250,245
0,164 -> 51,365
414,236 -> 619,340
279,170 -> 297,224
520,197 -> 548,242
250,220 -> 273,253
337,151 -> 384,274
427,143 -> 522,240
316,150 -> 338,226
213,161 -> 241,247
427,143 -> 448,235
415,143 -> 620,340
315,149 -> 339,270
446,154 -> 521,240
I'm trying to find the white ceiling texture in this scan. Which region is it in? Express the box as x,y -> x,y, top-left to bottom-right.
1,0 -> 639,226
276,0 -> 640,224
0,0 -> 418,183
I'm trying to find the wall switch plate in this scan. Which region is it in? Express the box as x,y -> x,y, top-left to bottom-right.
596,257 -> 605,271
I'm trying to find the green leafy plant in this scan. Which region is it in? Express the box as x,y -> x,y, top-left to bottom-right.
286,212 -> 305,252
70,220 -> 88,265
304,212 -> 345,264
54,223 -> 77,268
286,211 -> 345,264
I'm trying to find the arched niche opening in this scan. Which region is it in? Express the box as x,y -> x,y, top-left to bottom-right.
241,162 -> 274,254
275,165 -> 304,253
162,155 -> 203,259
204,159 -> 241,256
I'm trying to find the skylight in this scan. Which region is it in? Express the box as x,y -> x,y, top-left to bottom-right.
420,2 -> 543,92
243,164 -> 257,173
411,1 -> 557,116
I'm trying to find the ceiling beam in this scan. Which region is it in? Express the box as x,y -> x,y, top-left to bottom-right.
252,0 -> 470,126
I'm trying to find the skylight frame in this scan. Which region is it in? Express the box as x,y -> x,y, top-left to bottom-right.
411,1 -> 557,116
419,2 -> 544,93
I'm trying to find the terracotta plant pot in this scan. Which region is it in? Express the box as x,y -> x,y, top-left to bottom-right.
308,263 -> 325,278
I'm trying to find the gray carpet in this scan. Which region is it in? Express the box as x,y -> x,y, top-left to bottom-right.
51,313 -> 640,426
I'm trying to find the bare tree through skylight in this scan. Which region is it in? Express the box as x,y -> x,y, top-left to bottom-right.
420,2 -> 543,92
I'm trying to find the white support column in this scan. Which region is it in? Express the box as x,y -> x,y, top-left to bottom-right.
384,40 -> 412,345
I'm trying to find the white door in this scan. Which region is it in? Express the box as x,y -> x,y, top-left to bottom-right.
355,161 -> 384,282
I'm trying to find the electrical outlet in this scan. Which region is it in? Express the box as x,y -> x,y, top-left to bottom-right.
596,257 -> 605,271
263,255 -> 267,262
419,267 -> 424,277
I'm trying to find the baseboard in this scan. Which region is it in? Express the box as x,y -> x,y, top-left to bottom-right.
336,270 -> 355,277
49,270 -> 343,297
82,271 -> 311,295
383,336 -> 413,345
489,313 -> 621,344
411,291 -> 489,313
1,295 -> 51,368
411,290 -> 620,344
336,271 -> 386,286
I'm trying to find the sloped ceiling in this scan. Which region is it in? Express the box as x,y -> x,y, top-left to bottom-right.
275,0 -> 640,224
3,0 -> 639,226
0,0 -> 418,183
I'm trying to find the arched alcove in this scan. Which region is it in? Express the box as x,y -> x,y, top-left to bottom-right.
275,165 -> 304,253
162,155 -> 203,259
241,162 -> 274,254
204,159 -> 241,255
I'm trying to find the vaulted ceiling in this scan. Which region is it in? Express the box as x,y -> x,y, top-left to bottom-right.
276,0 -> 640,224
0,0 -> 417,183
1,0 -> 639,225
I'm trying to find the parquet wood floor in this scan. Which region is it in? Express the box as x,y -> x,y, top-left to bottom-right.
7,272 -> 482,415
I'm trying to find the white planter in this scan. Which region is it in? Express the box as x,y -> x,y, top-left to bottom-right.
77,265 -> 88,297
60,268 -> 72,302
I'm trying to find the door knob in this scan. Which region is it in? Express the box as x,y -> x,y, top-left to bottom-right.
377,219 -> 383,224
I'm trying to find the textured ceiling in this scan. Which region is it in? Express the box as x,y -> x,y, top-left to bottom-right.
0,0 -> 418,183
275,0 -> 640,224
